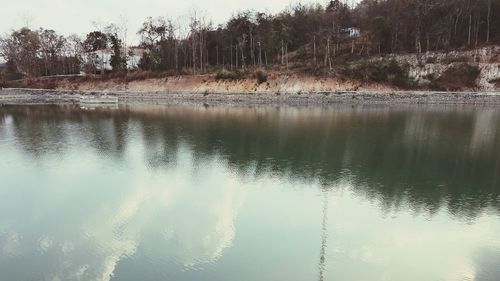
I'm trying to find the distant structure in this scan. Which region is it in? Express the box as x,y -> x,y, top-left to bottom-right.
341,27 -> 361,38
82,47 -> 145,74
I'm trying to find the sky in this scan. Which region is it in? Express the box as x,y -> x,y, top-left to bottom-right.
0,0 -> 356,45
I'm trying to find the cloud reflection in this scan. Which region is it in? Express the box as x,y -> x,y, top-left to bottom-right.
0,136 -> 246,281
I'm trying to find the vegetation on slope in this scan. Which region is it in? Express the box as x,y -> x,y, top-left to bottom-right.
1,0 -> 499,90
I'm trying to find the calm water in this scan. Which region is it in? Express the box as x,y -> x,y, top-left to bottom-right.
0,104 -> 500,281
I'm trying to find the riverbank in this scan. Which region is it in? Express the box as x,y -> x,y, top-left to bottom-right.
3,46 -> 499,92
2,88 -> 500,106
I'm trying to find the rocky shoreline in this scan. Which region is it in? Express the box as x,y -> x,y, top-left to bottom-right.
1,88 -> 500,106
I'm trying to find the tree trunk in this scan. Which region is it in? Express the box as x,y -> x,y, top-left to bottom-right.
475,12 -> 480,47
175,41 -> 179,70
235,45 -> 239,69
468,13 -> 472,46
313,36 -> 317,66
454,9 -> 462,46
192,39 -> 196,73
325,37 -> 330,67
258,42 -> 262,66
415,1 -> 422,53
230,42 -> 233,70
285,43 -> 288,71
426,33 -> 430,53
216,45 -> 219,66
240,42 -> 245,70
250,32 -> 255,66
486,0 -> 491,43
415,26 -> 422,53
200,31 -> 203,73
281,40 -> 284,65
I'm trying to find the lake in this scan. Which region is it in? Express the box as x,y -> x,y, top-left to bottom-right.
0,104 -> 499,281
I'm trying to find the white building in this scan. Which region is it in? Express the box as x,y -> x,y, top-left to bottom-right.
341,27 -> 361,38
82,48 -> 144,73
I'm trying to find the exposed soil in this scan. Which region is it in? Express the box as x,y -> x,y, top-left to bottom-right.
430,64 -> 481,91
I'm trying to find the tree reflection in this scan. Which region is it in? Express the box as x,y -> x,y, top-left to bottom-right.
1,104 -> 499,218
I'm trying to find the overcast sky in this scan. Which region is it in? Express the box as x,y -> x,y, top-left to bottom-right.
0,0 -> 357,45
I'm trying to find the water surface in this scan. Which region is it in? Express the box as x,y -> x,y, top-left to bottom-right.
0,104 -> 499,281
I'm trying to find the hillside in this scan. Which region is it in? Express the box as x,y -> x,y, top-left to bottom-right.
1,46 -> 498,93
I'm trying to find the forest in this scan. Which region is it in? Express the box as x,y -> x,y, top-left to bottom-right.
0,0 -> 499,80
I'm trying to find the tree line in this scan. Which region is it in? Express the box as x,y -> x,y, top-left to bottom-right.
1,0 -> 499,79
0,28 -> 82,79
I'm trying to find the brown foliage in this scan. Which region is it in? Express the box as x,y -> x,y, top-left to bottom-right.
430,64 -> 481,91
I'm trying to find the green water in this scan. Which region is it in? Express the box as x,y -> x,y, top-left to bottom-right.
0,104 -> 499,281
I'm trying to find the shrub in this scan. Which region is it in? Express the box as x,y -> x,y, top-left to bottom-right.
255,69 -> 268,84
215,69 -> 243,80
386,60 -> 412,87
344,59 -> 413,88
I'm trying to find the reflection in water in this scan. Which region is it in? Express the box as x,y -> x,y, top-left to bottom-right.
317,189 -> 330,281
0,104 -> 499,281
0,143 -> 245,281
